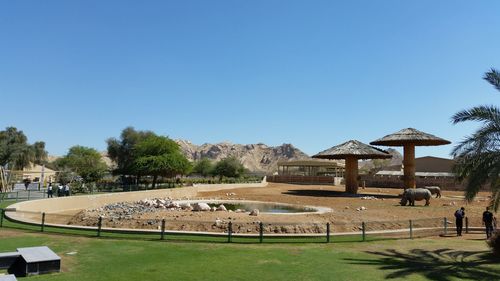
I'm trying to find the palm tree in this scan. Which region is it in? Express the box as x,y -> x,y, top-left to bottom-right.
451,68 -> 500,210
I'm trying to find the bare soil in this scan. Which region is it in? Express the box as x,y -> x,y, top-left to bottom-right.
67,183 -> 492,234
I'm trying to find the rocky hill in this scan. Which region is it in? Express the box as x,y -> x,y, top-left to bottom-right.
175,140 -> 309,174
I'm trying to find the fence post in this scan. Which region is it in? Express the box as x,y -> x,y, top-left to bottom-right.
161,219 -> 166,240
465,217 -> 469,234
409,220 -> 413,239
0,209 -> 4,227
97,216 -> 102,237
28,190 -> 31,200
326,222 -> 331,243
41,212 -> 45,232
259,222 -> 263,243
16,191 -> 19,202
362,222 -> 366,242
443,217 -> 448,236
227,221 -> 233,243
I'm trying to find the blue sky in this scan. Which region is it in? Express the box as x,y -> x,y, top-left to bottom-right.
1,1 -> 499,158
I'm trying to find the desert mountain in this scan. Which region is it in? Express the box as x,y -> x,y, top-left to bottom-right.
176,140 -> 309,174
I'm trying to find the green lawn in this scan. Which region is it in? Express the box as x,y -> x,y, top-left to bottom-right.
0,228 -> 499,281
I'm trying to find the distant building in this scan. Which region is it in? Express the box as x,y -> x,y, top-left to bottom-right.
363,156 -> 462,190
21,164 -> 56,185
268,159 -> 345,185
415,156 -> 455,173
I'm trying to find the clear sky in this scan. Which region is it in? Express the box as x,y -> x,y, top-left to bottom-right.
1,1 -> 499,158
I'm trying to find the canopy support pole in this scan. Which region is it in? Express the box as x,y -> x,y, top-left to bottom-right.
345,156 -> 358,194
403,144 -> 416,189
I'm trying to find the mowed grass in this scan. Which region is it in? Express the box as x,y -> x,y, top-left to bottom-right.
1,228 -> 499,281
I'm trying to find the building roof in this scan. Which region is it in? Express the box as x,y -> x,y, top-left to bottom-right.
375,170 -> 454,177
313,140 -> 392,160
17,246 -> 60,263
277,159 -> 345,168
370,128 -> 451,146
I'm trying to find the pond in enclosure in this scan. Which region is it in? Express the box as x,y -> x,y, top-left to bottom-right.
182,200 -> 332,214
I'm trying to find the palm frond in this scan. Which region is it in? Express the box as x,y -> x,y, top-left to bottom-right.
451,105 -> 500,124
484,68 -> 500,92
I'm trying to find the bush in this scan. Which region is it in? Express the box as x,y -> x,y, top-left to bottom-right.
487,232 -> 500,257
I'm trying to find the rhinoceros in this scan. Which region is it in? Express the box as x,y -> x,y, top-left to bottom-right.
424,186 -> 441,198
400,188 -> 432,206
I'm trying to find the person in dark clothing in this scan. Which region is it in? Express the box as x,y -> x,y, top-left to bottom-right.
483,207 -> 496,239
455,207 -> 465,236
47,182 -> 53,198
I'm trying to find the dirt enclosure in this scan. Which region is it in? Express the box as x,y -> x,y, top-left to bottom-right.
65,183 -> 492,234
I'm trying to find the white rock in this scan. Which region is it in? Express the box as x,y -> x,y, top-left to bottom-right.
180,203 -> 192,209
193,202 -> 211,211
215,218 -> 222,227
217,204 -> 227,211
361,206 -> 367,211
249,209 -> 260,216
210,207 -> 217,212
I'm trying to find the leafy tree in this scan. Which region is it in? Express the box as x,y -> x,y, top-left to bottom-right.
107,127 -> 155,183
56,146 -> 108,184
133,135 -> 191,187
212,157 -> 246,180
192,158 -> 214,177
452,68 -> 500,210
0,127 -> 47,170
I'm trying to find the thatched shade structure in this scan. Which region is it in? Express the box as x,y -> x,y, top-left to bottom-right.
313,140 -> 391,194
370,128 -> 451,189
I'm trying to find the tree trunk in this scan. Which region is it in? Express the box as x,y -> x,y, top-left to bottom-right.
152,175 -> 158,188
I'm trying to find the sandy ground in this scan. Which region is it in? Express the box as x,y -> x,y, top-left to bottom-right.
66,183 -> 493,234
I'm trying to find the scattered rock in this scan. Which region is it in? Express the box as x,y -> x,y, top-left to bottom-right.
193,203 -> 211,211
249,209 -> 260,216
216,204 -> 227,211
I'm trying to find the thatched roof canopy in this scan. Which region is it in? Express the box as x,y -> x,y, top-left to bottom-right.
370,128 -> 451,146
312,140 -> 392,160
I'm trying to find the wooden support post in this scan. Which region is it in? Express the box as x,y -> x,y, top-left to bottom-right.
97,216 -> 103,237
465,217 -> 469,234
259,222 -> 263,243
403,144 -> 416,189
409,220 -> 413,239
362,222 -> 366,242
0,209 -> 4,227
16,191 -> 19,202
161,219 -> 166,240
228,221 -> 233,243
41,212 -> 45,232
444,217 -> 448,236
345,156 -> 359,194
326,223 -> 331,243
28,190 -> 31,200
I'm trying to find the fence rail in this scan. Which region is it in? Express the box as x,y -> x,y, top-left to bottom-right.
1,209 -> 493,243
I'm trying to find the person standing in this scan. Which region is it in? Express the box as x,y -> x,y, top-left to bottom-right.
47,182 -> 53,198
483,207 -> 496,239
454,207 -> 465,236
64,183 -> 70,196
57,184 -> 63,197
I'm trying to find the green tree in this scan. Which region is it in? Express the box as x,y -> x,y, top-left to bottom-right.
192,158 -> 213,177
212,157 -> 246,180
0,127 -> 47,170
452,68 -> 500,210
107,127 -> 155,183
133,135 -> 191,188
57,146 -> 108,185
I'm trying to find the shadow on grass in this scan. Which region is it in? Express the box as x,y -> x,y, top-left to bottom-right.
282,189 -> 400,199
345,248 -> 500,281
